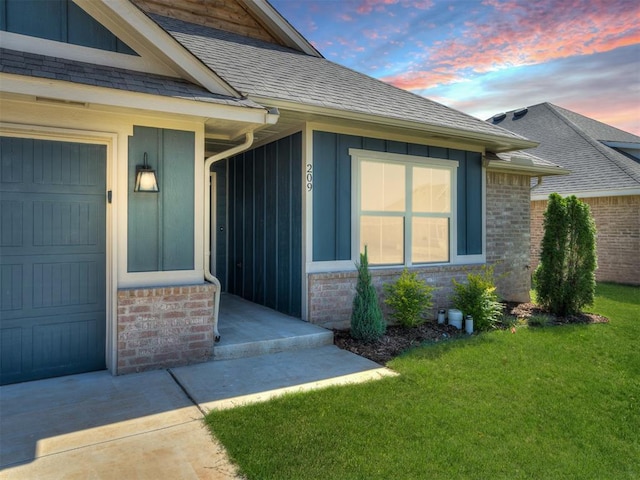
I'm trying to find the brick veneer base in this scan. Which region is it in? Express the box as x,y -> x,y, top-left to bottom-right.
117,284 -> 216,375
531,195 -> 640,285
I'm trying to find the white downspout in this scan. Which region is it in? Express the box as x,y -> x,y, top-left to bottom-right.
531,176 -> 543,190
204,131 -> 255,341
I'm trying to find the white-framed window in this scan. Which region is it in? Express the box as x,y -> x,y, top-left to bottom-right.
350,149 -> 458,267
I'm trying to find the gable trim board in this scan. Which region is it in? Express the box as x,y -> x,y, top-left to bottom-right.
237,0 -> 322,56
76,0 -> 240,97
0,30 -> 177,77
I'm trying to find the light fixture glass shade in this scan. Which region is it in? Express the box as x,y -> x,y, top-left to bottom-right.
135,169 -> 159,192
134,152 -> 159,192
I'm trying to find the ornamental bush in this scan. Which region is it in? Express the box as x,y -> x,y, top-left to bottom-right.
350,246 -> 386,342
451,265 -> 503,331
384,268 -> 435,327
533,193 -> 597,316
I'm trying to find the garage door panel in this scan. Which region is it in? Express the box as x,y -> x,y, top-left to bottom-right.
33,199 -> 102,247
0,327 -> 23,376
0,263 -> 23,312
32,259 -> 104,309
0,137 -> 106,384
0,199 -> 23,246
32,314 -> 105,369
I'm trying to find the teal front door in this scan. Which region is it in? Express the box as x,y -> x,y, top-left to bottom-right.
0,137 -> 107,385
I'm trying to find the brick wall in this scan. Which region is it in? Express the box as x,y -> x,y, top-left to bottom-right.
117,284 -> 216,374
531,195 -> 640,285
486,172 -> 532,302
308,265 -> 472,329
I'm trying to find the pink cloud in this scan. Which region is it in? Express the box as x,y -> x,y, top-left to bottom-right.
395,0 -> 640,89
381,69 -> 462,90
356,0 -> 433,14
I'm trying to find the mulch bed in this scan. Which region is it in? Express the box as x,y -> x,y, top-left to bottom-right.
334,302 -> 609,365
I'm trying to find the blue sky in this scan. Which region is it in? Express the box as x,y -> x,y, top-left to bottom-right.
270,0 -> 640,135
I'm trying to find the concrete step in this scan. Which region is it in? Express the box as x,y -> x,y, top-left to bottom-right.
213,294 -> 335,360
170,345 -> 396,411
213,329 -> 334,360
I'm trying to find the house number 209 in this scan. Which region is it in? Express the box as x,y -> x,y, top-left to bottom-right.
306,164 -> 313,191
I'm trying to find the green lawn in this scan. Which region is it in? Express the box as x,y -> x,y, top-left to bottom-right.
206,283 -> 640,479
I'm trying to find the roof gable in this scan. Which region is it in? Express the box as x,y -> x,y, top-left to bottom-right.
131,0 -> 320,56
488,102 -> 640,197
149,13 -> 536,151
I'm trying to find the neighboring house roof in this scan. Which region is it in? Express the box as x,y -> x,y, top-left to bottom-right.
488,103 -> 640,199
0,48 -> 262,109
148,13 -> 535,151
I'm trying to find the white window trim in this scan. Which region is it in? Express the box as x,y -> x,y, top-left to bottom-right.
350,148 -> 476,268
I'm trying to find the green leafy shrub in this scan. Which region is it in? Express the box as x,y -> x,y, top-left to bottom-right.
351,246 -> 386,342
533,193 -> 597,316
451,265 -> 503,331
384,268 -> 435,327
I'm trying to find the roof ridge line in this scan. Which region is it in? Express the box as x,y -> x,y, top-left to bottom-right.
548,104 -> 640,185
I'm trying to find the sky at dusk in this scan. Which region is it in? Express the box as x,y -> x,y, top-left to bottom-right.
270,0 -> 640,135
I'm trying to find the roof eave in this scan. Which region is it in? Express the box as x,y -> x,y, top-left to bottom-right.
532,187 -> 640,201
0,73 -> 271,127
251,96 -> 538,152
486,160 -> 570,176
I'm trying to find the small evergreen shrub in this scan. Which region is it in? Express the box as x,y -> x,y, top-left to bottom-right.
533,193 -> 597,316
384,268 -> 435,327
350,246 -> 386,342
452,265 -> 503,331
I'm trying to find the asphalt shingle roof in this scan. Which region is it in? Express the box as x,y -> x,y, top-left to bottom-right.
149,14 -> 529,142
488,103 -> 640,196
0,48 -> 262,109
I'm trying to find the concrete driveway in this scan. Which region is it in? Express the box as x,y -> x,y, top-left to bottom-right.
0,370 -> 241,479
0,344 -> 394,479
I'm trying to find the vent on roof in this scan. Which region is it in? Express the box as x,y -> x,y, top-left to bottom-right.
513,108 -> 528,119
492,112 -> 507,123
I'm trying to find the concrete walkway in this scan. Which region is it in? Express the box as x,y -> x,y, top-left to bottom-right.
0,347 -> 394,479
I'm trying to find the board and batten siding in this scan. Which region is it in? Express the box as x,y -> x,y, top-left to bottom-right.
214,132 -> 302,318
0,0 -> 135,54
312,131 -> 483,262
127,126 -> 195,272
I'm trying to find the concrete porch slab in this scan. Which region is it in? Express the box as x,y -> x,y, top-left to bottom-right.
214,294 -> 334,360
170,345 -> 397,412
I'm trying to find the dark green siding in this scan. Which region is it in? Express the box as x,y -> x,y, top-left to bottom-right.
0,0 -> 135,54
0,137 -> 106,384
218,133 -> 302,317
128,126 -> 195,272
312,131 -> 483,261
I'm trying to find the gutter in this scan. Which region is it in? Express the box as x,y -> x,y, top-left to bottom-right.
250,96 -> 539,152
203,132 -> 255,341
485,160 -> 570,176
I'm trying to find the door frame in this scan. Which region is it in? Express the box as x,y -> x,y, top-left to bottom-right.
210,171 -> 217,277
0,122 -> 118,375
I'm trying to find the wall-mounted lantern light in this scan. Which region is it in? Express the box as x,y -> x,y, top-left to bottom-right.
134,152 -> 159,192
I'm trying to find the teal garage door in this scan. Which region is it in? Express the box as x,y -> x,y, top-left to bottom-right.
0,137 -> 106,385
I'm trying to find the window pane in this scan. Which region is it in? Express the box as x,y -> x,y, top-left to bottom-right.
361,216 -> 404,265
412,217 -> 449,263
413,167 -> 450,213
361,161 -> 405,212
